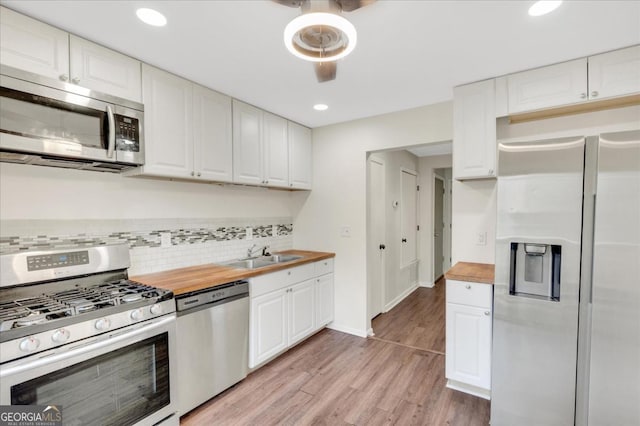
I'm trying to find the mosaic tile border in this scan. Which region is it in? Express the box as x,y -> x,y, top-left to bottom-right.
0,223 -> 293,254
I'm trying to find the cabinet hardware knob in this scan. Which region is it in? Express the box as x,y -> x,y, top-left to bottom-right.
197,172 -> 201,177
580,93 -> 587,99
591,91 -> 599,97
71,77 -> 80,84
488,169 -> 494,175
59,74 -> 69,82
191,171 -> 195,176
465,284 -> 471,289
290,183 -> 293,187
287,271 -> 291,275
484,311 -> 490,316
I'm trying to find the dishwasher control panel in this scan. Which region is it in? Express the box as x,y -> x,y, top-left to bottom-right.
176,280 -> 248,312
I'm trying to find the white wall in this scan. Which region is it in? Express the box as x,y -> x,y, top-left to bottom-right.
0,162 -> 294,220
292,102 -> 453,337
417,155 -> 453,285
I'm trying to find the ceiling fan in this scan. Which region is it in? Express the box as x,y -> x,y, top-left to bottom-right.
274,0 -> 376,82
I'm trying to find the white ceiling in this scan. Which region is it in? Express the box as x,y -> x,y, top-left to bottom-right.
407,141 -> 452,158
3,1 -> 639,128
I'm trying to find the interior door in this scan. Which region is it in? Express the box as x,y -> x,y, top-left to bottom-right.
401,170 -> 418,266
434,177 -> 444,279
367,157 -> 385,320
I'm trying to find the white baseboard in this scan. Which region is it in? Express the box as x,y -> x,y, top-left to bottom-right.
327,323 -> 368,338
419,280 -> 435,288
446,379 -> 491,400
384,283 -> 418,312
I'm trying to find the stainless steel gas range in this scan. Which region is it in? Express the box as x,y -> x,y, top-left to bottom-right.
0,244 -> 178,426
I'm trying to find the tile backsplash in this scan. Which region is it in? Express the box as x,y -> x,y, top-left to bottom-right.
0,217 -> 293,275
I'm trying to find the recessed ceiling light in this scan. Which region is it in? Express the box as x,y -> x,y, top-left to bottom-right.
284,13 -> 357,62
313,104 -> 329,111
136,8 -> 167,27
528,1 -> 563,17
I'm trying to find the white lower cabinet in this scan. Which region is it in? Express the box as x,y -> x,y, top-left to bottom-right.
249,258 -> 334,368
445,279 -> 492,400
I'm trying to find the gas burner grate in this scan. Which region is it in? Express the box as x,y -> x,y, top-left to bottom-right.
0,297 -> 73,331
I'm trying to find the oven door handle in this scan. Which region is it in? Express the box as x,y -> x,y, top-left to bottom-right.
1,315 -> 175,378
106,104 -> 116,159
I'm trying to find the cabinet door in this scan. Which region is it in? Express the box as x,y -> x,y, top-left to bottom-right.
263,112 -> 289,188
193,84 -> 233,182
288,280 -> 315,345
233,100 -> 263,185
0,6 -> 69,81
140,64 -> 193,178
315,273 -> 334,329
68,35 -> 141,102
588,45 -> 640,100
288,121 -> 312,189
453,79 -> 496,180
445,302 -> 492,390
250,289 -> 288,368
507,58 -> 587,114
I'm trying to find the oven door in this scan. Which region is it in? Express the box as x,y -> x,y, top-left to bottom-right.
0,315 -> 178,426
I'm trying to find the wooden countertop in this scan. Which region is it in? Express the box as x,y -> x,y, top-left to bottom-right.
444,262 -> 495,285
131,250 -> 335,296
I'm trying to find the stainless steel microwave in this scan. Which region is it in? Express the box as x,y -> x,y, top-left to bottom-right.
0,65 -> 144,172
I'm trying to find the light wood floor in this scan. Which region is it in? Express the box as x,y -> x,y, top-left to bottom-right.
180,279 -> 490,425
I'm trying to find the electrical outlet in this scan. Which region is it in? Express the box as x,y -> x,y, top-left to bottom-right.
341,226 -> 352,238
246,227 -> 253,241
476,231 -> 487,246
160,232 -> 171,248
272,225 -> 278,237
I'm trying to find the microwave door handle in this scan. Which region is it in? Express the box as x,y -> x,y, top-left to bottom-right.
106,105 -> 116,159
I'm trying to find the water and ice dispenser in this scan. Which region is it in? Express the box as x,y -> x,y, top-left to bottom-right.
509,243 -> 561,301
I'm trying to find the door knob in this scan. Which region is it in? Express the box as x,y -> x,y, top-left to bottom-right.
401,238 -> 407,243
379,244 -> 386,250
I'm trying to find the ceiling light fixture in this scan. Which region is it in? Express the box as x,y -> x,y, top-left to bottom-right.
284,12 -> 357,62
313,103 -> 329,111
528,1 -> 563,17
136,8 -> 167,27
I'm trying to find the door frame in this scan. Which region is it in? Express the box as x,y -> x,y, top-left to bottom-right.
433,174 -> 445,281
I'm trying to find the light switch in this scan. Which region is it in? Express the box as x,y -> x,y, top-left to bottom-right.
476,231 -> 487,246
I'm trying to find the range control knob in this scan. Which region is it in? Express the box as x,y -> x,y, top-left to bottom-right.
19,337 -> 40,352
95,318 -> 111,331
130,308 -> 144,321
150,304 -> 162,316
51,328 -> 70,343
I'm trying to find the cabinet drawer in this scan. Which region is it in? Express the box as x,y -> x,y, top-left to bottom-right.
446,279 -> 492,309
250,263 -> 315,298
315,258 -> 334,276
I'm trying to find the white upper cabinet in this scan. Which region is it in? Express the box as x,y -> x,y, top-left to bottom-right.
0,6 -> 69,80
233,100 -> 264,185
69,35 -> 141,102
0,7 -> 141,102
193,84 -> 233,182
288,121 -> 313,189
453,79 -> 496,180
233,100 -> 309,189
507,59 -> 588,114
588,45 -> 640,100
263,112 -> 289,188
139,64 -> 193,178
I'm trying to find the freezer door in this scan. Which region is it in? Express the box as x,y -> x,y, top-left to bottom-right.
588,130 -> 640,425
492,136 -> 585,426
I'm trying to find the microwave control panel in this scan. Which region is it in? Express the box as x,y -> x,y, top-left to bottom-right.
114,114 -> 140,152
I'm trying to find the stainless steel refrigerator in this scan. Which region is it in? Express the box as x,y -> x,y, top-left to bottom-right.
491,130 -> 640,425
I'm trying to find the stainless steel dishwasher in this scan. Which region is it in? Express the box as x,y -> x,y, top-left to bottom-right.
175,280 -> 249,415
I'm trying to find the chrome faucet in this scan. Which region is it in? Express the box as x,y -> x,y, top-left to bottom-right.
247,244 -> 269,258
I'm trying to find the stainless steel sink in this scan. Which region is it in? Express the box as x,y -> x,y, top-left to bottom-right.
224,254 -> 303,269
262,254 -> 303,263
